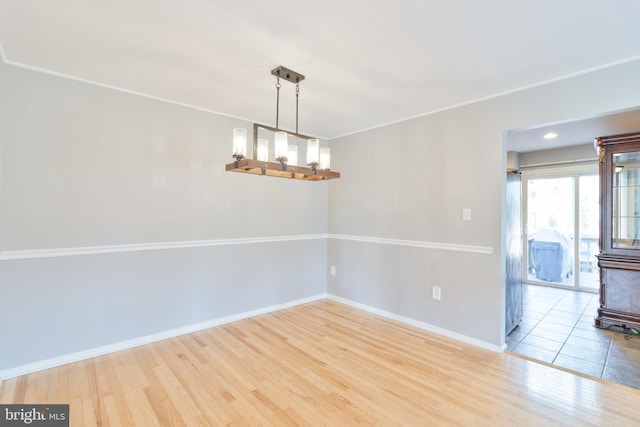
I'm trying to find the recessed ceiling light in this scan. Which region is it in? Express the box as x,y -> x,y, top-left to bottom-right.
543,132 -> 558,140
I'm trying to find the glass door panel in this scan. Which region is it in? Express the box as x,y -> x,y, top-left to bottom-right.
612,151 -> 640,249
578,174 -> 599,291
526,177 -> 575,285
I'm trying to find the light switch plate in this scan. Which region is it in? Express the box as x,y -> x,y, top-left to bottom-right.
462,208 -> 472,221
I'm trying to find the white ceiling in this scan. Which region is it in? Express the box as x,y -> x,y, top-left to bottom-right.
1,0 -> 640,142
507,107 -> 640,153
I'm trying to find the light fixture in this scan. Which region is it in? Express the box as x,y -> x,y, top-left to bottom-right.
232,128 -> 247,159
226,66 -> 340,181
307,139 -> 319,166
319,147 -> 331,170
257,139 -> 269,161
288,145 -> 298,166
543,132 -> 558,140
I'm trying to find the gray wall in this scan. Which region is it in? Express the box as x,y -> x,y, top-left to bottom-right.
0,56 -> 4,236
0,65 -> 329,249
328,59 -> 640,347
3,54 -> 640,372
0,63 -> 328,371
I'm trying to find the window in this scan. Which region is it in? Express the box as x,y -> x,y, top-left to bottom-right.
522,164 -> 599,291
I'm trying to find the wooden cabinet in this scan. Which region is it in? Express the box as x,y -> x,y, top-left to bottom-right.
595,132 -> 640,330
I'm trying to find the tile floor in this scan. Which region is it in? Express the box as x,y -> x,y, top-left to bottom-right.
507,284 -> 640,389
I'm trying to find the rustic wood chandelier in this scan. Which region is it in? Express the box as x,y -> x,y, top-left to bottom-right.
225,66 -> 340,181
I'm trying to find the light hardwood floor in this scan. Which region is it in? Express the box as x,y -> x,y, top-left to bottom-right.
2,300 -> 639,426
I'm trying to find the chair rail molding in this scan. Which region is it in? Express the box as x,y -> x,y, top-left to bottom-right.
0,234 -> 327,261
0,234 -> 493,261
327,234 -> 493,255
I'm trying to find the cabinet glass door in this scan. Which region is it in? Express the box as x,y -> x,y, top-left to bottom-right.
612,151 -> 640,249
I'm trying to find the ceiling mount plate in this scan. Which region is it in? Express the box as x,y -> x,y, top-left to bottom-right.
271,66 -> 305,84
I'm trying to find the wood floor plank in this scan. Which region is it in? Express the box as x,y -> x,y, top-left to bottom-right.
2,299 -> 640,426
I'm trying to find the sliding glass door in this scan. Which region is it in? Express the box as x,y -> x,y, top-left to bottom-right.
522,166 -> 599,291
578,174 -> 599,291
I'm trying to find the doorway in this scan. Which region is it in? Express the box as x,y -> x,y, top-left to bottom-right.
522,166 -> 599,292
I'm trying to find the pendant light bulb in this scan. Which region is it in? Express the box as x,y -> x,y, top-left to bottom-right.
288,145 -> 298,166
257,138 -> 269,161
307,139 -> 319,166
275,132 -> 288,163
319,147 -> 331,170
232,128 -> 247,160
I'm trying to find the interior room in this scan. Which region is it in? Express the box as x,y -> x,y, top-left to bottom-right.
505,115 -> 640,387
2,1 -> 640,425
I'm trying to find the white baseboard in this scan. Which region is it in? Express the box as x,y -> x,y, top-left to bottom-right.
0,293 -> 328,382
0,293 -> 505,383
327,294 -> 505,353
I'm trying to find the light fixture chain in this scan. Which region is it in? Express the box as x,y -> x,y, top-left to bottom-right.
275,77 -> 281,130
295,82 -> 300,134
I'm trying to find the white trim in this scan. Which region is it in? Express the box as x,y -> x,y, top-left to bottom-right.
328,294 -> 505,353
330,55 -> 640,140
518,158 -> 596,168
2,61 -> 260,132
0,234 -> 492,260
0,234 -> 326,261
0,293 -> 507,382
328,234 -> 493,255
0,294 -> 328,381
1,60 -> 330,140
3,50 -> 640,142
519,163 -> 598,178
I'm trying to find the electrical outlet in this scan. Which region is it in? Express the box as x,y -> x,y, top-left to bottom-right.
432,286 -> 441,300
330,265 -> 336,276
